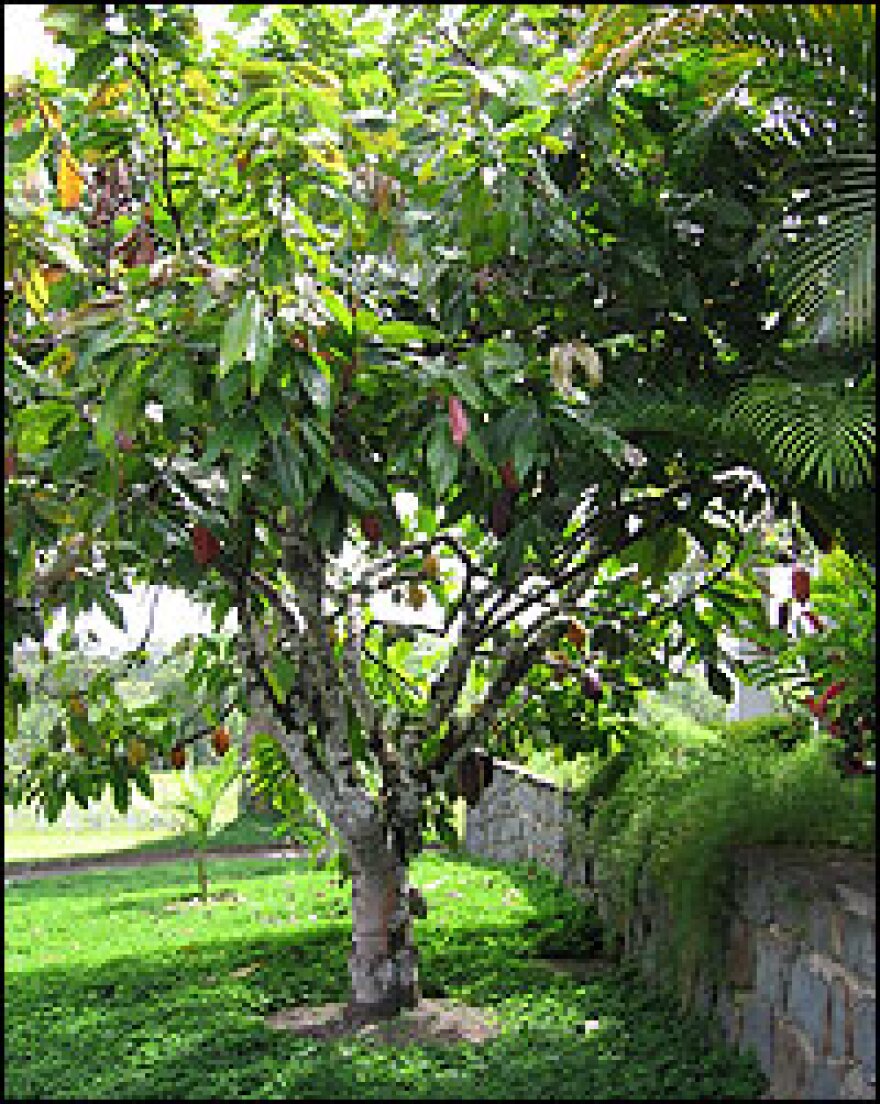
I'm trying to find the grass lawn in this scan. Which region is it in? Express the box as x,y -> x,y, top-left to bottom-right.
4,852 -> 765,1099
4,772 -> 289,864
5,784 -> 467,866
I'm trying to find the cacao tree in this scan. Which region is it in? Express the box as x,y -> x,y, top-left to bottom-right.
5,4 -> 867,1023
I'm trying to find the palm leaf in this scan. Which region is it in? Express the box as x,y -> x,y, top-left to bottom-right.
722,376 -> 875,493
568,5 -> 876,345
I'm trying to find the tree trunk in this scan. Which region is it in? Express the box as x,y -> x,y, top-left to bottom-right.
346,847 -> 420,1022
237,715 -> 255,816
197,853 -> 208,903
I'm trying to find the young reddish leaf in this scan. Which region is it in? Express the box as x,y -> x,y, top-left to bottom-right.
448,396 -> 469,449
500,459 -> 520,492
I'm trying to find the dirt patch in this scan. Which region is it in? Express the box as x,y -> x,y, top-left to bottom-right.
265,998 -> 501,1047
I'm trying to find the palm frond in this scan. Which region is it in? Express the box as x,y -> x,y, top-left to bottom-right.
568,5 -> 876,346
776,151 -> 876,345
722,376 -> 876,493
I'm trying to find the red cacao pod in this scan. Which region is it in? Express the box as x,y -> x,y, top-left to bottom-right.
792,565 -> 810,603
211,726 -> 231,756
490,489 -> 514,537
820,680 -> 847,707
582,669 -> 603,702
566,621 -> 587,649
806,696 -> 826,719
192,524 -> 221,566
361,514 -> 381,544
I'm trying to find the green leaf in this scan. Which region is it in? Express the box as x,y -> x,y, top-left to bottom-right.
312,483 -> 346,551
465,427 -> 494,477
270,436 -> 305,513
427,420 -> 459,496
512,409 -> 539,483
267,654 -> 297,704
251,317 -> 275,396
332,459 -> 380,510
233,415 -> 262,467
6,129 -> 44,163
220,293 -> 256,376
97,592 -> 125,631
447,367 -> 483,407
706,663 -> 734,703
376,320 -> 442,345
713,198 -> 754,230
321,289 -> 352,334
302,360 -> 333,411
67,43 -> 113,89
263,229 -> 287,287
227,455 -> 243,517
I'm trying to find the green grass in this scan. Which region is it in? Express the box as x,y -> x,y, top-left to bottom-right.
4,852 -> 766,1099
5,771 -> 290,864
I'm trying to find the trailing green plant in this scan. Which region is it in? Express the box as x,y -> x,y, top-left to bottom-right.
586,726 -> 875,1006
163,747 -> 241,902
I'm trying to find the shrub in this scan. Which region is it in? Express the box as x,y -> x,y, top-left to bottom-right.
516,866 -> 606,959
586,727 -> 875,1004
711,713 -> 813,751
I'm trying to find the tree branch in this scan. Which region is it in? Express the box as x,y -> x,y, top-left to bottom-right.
128,53 -> 185,251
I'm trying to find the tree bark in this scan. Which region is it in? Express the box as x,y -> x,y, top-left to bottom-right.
346,844 -> 420,1022
197,852 -> 208,903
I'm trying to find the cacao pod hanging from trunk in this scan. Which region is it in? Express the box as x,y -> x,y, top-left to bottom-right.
456,750 -> 494,807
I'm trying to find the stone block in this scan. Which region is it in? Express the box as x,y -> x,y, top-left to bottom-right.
808,898 -> 834,959
830,904 -> 846,959
829,974 -> 855,1061
739,993 -> 775,1076
788,954 -> 831,1054
804,1057 -> 849,1100
717,985 -> 737,1044
756,925 -> 799,1010
852,991 -> 876,1084
772,1018 -> 812,1099
728,915 -> 756,990
841,1066 -> 876,1100
841,911 -> 875,983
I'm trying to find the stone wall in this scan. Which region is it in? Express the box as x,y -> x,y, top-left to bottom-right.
464,764 -> 876,1100
463,758 -> 589,890
591,844 -> 875,1100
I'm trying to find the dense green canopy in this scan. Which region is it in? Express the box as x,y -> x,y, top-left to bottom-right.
4,3 -> 874,842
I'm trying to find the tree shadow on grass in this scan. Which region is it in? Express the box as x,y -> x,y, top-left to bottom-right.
6,896 -> 765,1101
